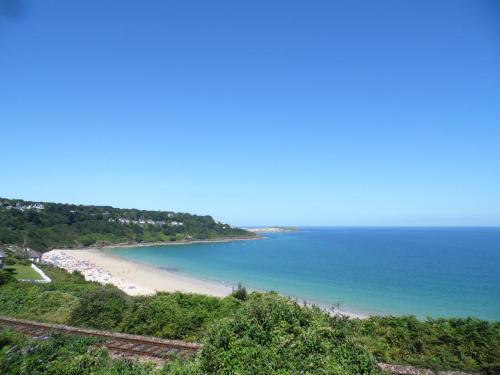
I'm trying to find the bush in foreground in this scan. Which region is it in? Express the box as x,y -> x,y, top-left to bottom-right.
0,270 -> 16,286
120,292 -> 241,341
195,293 -> 382,374
0,330 -> 161,375
231,283 -> 248,301
354,315 -> 500,374
69,288 -> 131,330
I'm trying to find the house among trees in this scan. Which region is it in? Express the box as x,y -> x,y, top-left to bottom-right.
23,248 -> 42,263
0,249 -> 5,269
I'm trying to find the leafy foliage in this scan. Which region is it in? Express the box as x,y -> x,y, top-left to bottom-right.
0,263 -> 114,324
120,292 -> 241,341
0,270 -> 16,286
195,292 -> 382,374
231,282 -> 248,301
354,315 -> 500,374
0,197 -> 255,251
69,288 -> 131,330
0,330 -> 163,375
0,282 -> 80,324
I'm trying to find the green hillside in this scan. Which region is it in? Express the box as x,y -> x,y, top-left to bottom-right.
0,197 -> 255,251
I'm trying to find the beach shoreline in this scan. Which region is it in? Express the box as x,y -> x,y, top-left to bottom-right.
42,245 -> 366,319
43,248 -> 233,297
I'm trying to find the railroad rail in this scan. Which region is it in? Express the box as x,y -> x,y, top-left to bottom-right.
0,316 -> 201,360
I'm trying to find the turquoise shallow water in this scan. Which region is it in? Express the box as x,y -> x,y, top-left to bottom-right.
109,227 -> 500,320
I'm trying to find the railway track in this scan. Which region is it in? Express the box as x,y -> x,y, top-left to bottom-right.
0,316 -> 202,360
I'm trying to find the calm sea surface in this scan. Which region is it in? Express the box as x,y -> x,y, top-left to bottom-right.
109,227 -> 500,320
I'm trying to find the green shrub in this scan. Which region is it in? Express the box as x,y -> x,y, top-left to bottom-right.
0,282 -> 79,324
41,266 -> 110,297
5,258 -> 16,266
0,330 -> 163,375
231,282 -> 248,301
354,315 -> 500,373
69,288 -> 131,330
0,283 -> 44,316
120,292 -> 241,341
0,328 -> 24,349
0,270 -> 16,286
195,292 -> 382,374
34,290 -> 80,323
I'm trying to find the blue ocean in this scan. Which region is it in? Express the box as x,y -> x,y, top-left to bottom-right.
109,227 -> 500,320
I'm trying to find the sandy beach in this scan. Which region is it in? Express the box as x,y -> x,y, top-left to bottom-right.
42,249 -> 232,297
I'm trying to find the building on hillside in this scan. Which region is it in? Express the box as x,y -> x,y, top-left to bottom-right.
0,249 -> 6,269
23,248 -> 42,263
0,249 -> 5,269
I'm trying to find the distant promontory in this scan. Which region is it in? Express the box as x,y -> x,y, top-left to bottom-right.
244,226 -> 300,233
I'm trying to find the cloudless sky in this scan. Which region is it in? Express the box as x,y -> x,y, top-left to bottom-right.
1,0 -> 499,226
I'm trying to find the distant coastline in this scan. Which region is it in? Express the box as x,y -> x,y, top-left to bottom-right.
56,235 -> 261,251
244,226 -> 300,233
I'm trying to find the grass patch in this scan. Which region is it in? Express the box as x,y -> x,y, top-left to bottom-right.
6,264 -> 43,280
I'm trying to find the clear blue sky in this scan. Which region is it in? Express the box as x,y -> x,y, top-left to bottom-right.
1,0 -> 499,226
